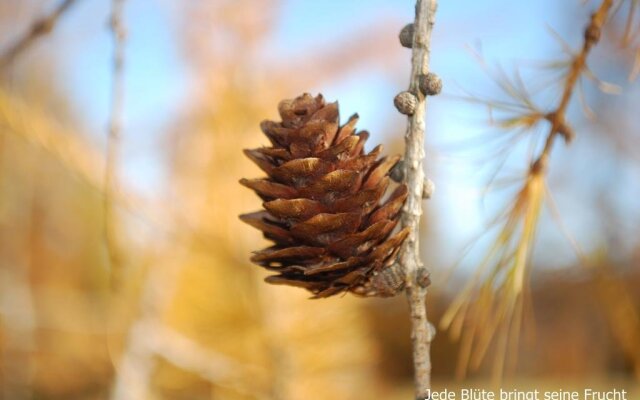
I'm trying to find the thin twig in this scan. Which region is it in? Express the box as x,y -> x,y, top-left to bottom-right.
104,0 -> 126,289
0,0 -> 80,69
533,0 -> 613,172
112,317 -> 267,399
399,0 -> 439,397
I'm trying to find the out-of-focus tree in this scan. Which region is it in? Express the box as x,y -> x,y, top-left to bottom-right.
0,66 -> 113,400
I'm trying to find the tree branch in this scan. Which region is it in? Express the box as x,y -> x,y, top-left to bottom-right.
0,0 -> 81,70
397,0 -> 439,398
104,0 -> 126,289
533,0 -> 613,172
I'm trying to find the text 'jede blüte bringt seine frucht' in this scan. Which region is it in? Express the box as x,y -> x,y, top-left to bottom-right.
421,388 -> 628,400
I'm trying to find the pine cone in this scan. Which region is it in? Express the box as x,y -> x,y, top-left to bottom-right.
240,93 -> 409,298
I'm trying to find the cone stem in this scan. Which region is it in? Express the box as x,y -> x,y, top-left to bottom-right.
399,0 -> 438,397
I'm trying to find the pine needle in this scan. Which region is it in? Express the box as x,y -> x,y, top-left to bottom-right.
441,169 -> 544,378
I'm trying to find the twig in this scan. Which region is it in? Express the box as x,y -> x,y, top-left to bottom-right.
532,0 -> 613,172
397,0 -> 439,397
110,242 -> 186,400
104,0 -> 126,289
0,0 -> 80,69
112,317 -> 267,399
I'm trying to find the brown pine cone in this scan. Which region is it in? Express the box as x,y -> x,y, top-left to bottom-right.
240,93 -> 408,298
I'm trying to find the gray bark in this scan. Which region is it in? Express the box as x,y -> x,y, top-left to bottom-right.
399,0 -> 439,398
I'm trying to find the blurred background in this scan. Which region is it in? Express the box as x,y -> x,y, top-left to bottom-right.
0,0 -> 639,399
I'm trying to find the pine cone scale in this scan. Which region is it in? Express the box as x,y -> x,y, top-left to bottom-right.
239,178 -> 298,200
263,198 -> 326,220
251,246 -> 326,264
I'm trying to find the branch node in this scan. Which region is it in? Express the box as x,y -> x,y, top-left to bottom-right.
399,24 -> 415,48
556,120 -> 575,144
544,112 -> 575,144
33,18 -> 55,35
422,178 -> 435,199
394,91 -> 418,115
417,267 -> 431,288
585,14 -> 602,45
427,322 -> 436,342
531,155 -> 548,174
419,72 -> 442,96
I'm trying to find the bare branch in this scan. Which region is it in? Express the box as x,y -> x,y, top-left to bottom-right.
398,0 -> 439,397
0,0 -> 81,69
104,0 -> 127,289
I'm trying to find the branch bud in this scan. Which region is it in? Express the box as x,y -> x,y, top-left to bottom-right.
399,23 -> 414,48
427,322 -> 437,342
419,72 -> 442,96
390,159 -> 405,182
584,14 -> 601,45
394,91 -> 418,115
352,263 -> 406,297
545,112 -> 575,144
33,18 -> 55,34
556,120 -> 575,144
422,178 -> 435,199
417,267 -> 431,288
